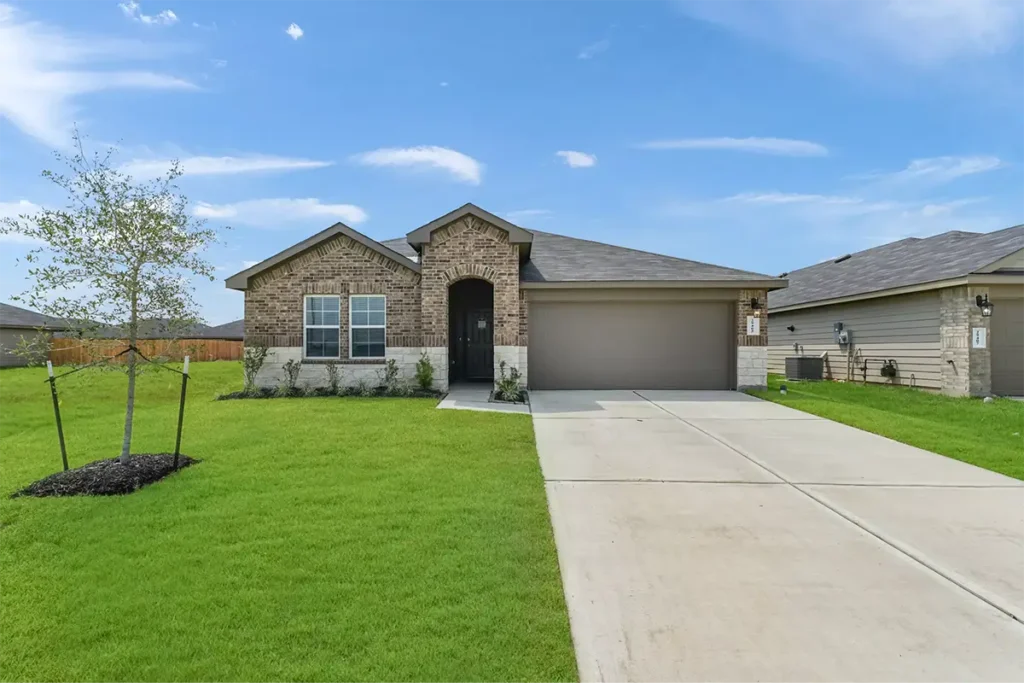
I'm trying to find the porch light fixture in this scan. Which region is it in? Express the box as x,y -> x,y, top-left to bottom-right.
976,294 -> 994,317
750,297 -> 763,315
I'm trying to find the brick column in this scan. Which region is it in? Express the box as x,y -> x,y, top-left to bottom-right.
940,285 -> 992,397
736,289 -> 768,390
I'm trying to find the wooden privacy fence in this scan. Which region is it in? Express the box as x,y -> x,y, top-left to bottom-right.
49,337 -> 243,366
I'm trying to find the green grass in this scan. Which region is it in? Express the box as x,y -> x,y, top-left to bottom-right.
0,362 -> 576,682
749,375 -> 1024,480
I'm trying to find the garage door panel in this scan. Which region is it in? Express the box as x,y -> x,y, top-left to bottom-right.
529,301 -> 733,390
992,299 -> 1024,396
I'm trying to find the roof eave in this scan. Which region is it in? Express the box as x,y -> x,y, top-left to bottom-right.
521,278 -> 788,290
770,271 -> 1024,313
405,203 -> 534,249
225,222 -> 421,291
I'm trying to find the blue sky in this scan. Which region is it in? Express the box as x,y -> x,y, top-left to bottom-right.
1,0 -> 1022,324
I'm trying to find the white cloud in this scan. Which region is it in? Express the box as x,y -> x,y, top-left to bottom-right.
210,58 -> 227,68
285,23 -> 303,40
578,39 -> 610,59
664,185 -> 1003,249
865,156 -> 1004,184
242,260 -> 258,269
118,1 -> 179,26
677,0 -> 1024,68
0,4 -> 196,147
639,137 -> 828,156
120,154 -> 334,179
0,200 -> 45,244
556,150 -> 597,168
723,192 -> 868,206
505,209 -> 552,222
439,81 -> 449,87
352,146 -> 483,185
193,199 -> 368,227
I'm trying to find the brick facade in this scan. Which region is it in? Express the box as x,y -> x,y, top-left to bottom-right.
244,233 -> 422,355
939,285 -> 992,397
736,288 -> 768,347
419,215 -> 521,347
736,288 -> 769,389
241,215 -> 766,392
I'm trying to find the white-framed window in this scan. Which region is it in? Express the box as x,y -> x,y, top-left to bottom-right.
304,295 -> 341,359
349,294 -> 386,359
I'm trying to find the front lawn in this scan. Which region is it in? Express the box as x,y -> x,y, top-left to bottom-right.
749,375 -> 1024,480
0,362 -> 576,682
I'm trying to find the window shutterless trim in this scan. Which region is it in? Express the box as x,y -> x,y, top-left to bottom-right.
303,294 -> 341,360
348,294 -> 387,360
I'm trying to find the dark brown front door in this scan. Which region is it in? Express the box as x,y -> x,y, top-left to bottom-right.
463,308 -> 493,381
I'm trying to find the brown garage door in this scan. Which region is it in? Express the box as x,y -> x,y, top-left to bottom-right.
529,300 -> 734,390
991,299 -> 1024,396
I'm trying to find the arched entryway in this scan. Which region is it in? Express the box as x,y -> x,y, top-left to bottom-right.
448,278 -> 494,382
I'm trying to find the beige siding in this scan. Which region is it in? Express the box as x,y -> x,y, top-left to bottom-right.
0,329 -> 32,368
767,291 -> 943,389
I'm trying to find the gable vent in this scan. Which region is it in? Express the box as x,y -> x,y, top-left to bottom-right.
833,254 -> 852,264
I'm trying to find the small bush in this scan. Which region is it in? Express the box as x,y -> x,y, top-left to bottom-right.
494,360 -> 523,402
377,359 -> 401,393
281,359 -> 301,393
242,341 -> 270,391
415,352 -> 434,391
325,361 -> 342,394
355,379 -> 375,397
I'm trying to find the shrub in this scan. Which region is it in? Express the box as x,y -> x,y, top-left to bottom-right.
325,361 -> 342,394
378,358 -> 401,393
242,341 -> 270,391
281,359 -> 301,393
495,360 -> 523,402
415,352 -> 434,391
355,379 -> 375,397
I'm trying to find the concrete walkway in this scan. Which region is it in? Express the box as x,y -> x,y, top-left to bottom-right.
532,390 -> 1024,682
436,384 -> 530,414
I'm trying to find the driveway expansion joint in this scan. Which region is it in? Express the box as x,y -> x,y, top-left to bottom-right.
630,390 -> 1024,626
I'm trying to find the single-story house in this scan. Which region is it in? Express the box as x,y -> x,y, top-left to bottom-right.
226,203 -> 786,391
0,303 -> 65,367
205,319 -> 244,341
767,225 -> 1024,397
85,319 -> 233,340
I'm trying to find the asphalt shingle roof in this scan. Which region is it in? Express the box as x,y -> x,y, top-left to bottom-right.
206,319 -> 244,340
769,225 -> 1024,310
0,303 -> 66,330
382,230 -> 775,283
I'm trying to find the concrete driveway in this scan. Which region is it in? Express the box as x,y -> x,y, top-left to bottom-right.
531,390 -> 1024,682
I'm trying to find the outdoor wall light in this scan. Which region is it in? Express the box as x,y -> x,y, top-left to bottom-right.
786,325 -> 796,332
976,294 -> 994,317
750,297 -> 763,314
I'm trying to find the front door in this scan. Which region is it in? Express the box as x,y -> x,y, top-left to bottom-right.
464,308 -> 493,381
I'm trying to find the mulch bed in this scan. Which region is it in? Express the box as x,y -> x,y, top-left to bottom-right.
217,387 -> 444,400
489,389 -> 529,405
12,454 -> 198,498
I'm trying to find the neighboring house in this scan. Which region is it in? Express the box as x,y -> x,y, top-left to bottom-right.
767,226 -> 1024,397
226,203 -> 786,391
75,318 -> 243,341
0,303 -> 65,368
206,319 -> 244,341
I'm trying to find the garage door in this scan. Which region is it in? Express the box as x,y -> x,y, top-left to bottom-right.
991,299 -> 1024,396
529,300 -> 734,390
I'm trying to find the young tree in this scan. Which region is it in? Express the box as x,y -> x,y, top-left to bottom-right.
0,132 -> 221,464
